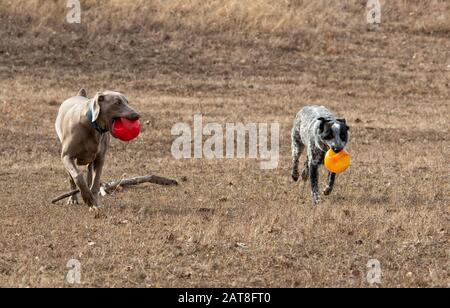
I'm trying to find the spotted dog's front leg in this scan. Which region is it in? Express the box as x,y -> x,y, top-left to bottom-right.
301,160 -> 309,181
309,162 -> 320,204
324,172 -> 336,195
308,147 -> 325,205
291,127 -> 304,182
291,148 -> 301,182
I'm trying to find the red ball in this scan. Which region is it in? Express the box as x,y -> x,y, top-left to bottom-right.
111,118 -> 141,141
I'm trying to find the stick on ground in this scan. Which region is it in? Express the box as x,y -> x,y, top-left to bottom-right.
51,174 -> 178,204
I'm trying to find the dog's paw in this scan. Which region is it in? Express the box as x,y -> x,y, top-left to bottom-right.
323,186 -> 333,196
67,195 -> 79,205
312,192 -> 321,205
89,205 -> 106,219
291,171 -> 299,182
80,191 -> 97,208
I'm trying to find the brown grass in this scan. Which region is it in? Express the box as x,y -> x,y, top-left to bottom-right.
3,1 -> 450,36
0,0 -> 449,287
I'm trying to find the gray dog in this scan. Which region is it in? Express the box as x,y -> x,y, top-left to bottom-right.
55,89 -> 140,210
291,105 -> 349,204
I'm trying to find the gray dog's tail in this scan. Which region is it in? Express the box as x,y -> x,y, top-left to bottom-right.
77,88 -> 87,97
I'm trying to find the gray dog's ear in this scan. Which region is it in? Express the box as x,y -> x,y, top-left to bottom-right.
90,93 -> 104,122
77,88 -> 87,97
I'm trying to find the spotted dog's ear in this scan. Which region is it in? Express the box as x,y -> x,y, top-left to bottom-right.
337,118 -> 349,130
317,117 -> 325,132
317,117 -> 330,132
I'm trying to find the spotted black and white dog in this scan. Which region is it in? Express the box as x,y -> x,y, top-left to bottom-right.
291,105 -> 349,204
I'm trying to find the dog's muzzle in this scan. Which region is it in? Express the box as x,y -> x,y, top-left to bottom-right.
332,146 -> 344,153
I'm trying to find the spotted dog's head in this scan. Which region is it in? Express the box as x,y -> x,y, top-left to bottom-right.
317,117 -> 349,153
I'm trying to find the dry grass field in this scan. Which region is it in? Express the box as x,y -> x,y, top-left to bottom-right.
0,0 -> 449,287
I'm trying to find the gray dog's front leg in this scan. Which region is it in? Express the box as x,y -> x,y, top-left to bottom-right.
324,172 -> 336,195
87,163 -> 93,188
62,155 -> 98,209
67,175 -> 79,205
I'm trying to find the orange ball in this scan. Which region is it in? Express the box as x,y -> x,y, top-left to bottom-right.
324,149 -> 350,173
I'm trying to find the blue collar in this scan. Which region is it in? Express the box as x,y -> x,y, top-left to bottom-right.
86,107 -> 108,134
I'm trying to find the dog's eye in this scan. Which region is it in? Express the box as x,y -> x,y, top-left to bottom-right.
340,130 -> 347,140
324,131 -> 333,140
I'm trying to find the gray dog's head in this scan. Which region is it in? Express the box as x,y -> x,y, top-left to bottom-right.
317,117 -> 349,153
90,91 -> 140,131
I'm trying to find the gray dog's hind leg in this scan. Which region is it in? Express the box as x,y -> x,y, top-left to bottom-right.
291,128 -> 304,182
324,172 -> 336,196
